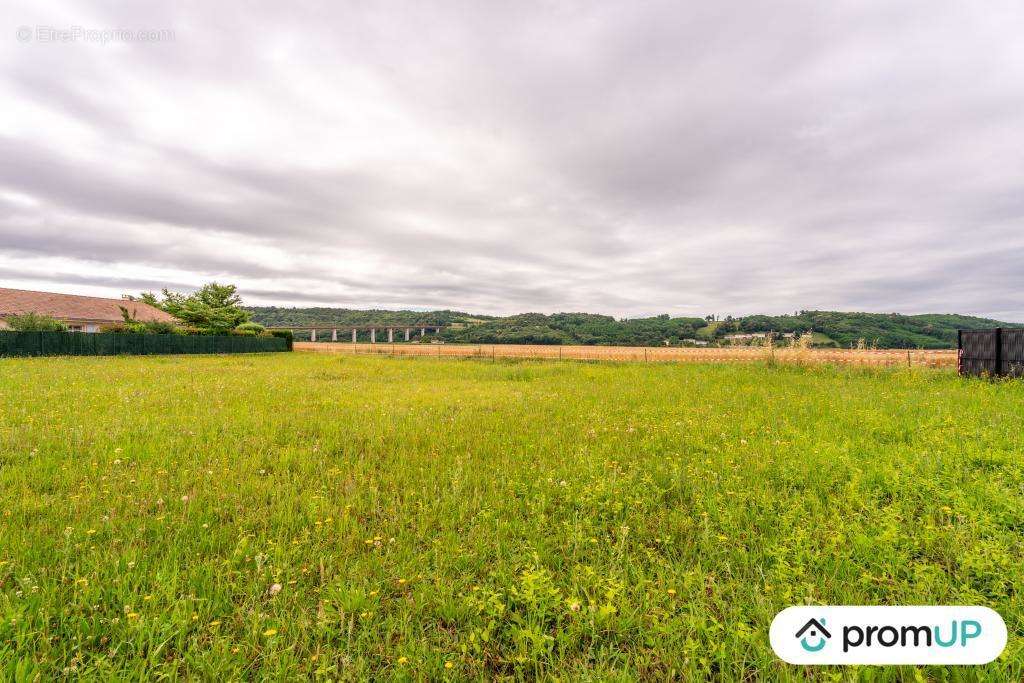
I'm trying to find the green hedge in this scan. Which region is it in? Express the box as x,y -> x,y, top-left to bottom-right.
0,331 -> 290,357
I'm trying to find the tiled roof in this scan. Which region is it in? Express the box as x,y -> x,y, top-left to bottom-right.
0,287 -> 178,323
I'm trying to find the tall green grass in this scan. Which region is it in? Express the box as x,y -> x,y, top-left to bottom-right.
1,354 -> 1021,679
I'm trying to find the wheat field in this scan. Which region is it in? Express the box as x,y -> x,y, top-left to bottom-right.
296,342 -> 956,368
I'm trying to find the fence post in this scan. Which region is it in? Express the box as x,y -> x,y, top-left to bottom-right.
957,329 -> 962,376
995,327 -> 1003,377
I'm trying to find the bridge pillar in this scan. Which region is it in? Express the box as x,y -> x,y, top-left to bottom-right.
405,328 -> 410,341
388,328 -> 393,343
310,328 -> 316,342
352,328 -> 357,343
371,328 -> 376,344
331,328 -> 337,342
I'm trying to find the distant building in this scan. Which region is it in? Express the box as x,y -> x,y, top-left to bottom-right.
724,332 -> 797,342
0,287 -> 177,332
724,332 -> 769,342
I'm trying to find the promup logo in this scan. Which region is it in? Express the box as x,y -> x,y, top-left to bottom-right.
795,618 -> 831,652
771,606 -> 1006,665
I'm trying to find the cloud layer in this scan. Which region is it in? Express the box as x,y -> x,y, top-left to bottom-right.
3,1 -> 1023,319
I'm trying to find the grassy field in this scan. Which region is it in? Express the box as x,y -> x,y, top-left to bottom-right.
1,353 -> 1022,680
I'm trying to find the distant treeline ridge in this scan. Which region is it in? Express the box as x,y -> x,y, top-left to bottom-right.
246,307 -> 1022,349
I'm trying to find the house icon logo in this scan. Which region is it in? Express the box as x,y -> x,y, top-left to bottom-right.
795,618 -> 831,652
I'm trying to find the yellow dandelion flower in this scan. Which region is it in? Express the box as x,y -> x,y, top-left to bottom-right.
667,589 -> 677,596
127,612 -> 139,619
397,656 -> 408,664
210,620 -> 222,627
444,661 -> 454,669
263,628 -> 278,637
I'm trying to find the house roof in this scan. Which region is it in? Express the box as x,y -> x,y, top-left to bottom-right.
0,287 -> 177,324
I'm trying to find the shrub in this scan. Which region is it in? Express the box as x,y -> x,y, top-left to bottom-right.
269,328 -> 294,350
143,321 -> 182,335
235,322 -> 266,334
5,313 -> 68,332
100,323 -> 140,333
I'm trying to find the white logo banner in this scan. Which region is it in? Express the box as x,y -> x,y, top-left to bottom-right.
770,606 -> 1006,665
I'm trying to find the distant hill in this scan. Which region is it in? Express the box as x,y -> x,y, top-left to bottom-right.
725,311 -> 1023,349
246,306 -> 483,327
245,306 -> 1021,349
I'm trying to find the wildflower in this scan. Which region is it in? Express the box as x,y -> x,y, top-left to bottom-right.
397,656 -> 408,665
444,661 -> 454,669
667,589 -> 677,596
263,628 -> 278,637
181,495 -> 189,503
127,612 -> 139,619
268,583 -> 282,596
210,620 -> 222,627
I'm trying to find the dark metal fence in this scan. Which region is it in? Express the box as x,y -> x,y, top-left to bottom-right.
958,328 -> 1024,377
0,331 -> 289,357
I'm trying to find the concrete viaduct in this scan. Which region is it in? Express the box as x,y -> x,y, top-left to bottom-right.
271,324 -> 445,343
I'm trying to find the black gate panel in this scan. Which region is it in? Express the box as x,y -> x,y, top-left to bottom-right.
959,328 -> 1024,377
1002,328 -> 1024,377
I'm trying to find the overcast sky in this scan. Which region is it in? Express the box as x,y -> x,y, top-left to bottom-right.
2,1 -> 1023,319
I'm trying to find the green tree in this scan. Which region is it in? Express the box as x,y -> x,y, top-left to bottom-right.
144,283 -> 250,334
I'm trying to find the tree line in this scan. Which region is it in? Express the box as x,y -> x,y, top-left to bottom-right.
246,305 -> 1021,349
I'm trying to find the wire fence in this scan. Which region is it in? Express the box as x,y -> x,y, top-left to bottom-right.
295,342 -> 956,368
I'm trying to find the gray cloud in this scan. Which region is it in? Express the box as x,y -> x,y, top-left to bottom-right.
1,0 -> 1023,319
